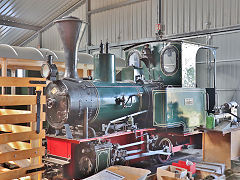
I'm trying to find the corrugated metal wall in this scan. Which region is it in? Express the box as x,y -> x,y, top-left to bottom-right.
25,0 -> 240,48
211,31 -> 240,106
25,0 -> 159,50
162,0 -> 240,35
91,0 -> 159,45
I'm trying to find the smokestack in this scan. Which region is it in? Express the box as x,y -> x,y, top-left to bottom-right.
55,16 -> 86,79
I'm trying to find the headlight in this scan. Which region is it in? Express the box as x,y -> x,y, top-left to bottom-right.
41,63 -> 51,78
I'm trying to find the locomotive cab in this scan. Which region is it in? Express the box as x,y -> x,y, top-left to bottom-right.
123,41 -> 217,132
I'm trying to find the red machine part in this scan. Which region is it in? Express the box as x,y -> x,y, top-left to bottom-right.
172,160 -> 196,174
46,128 -> 202,160
46,129 -> 201,178
46,128 -> 156,159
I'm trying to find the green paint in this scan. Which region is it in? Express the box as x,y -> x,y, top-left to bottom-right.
184,67 -> 195,86
95,148 -> 111,172
90,81 -> 144,126
121,66 -> 135,81
124,42 -> 182,86
94,54 -> 116,83
120,66 -> 144,81
153,88 -> 206,132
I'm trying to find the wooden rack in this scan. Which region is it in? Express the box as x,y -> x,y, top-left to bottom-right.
0,77 -> 46,180
0,57 -> 93,78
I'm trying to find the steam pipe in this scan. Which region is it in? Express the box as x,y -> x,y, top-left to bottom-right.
100,41 -> 103,54
47,55 -> 53,64
105,41 -> 109,54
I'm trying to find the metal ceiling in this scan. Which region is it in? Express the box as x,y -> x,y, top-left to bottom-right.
0,0 -> 83,45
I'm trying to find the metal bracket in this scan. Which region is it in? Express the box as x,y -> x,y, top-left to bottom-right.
83,107 -> 89,139
29,80 -> 46,85
64,124 -> 73,139
229,112 -> 240,122
26,166 -> 45,174
36,90 -> 41,134
55,129 -> 60,136
104,110 -> 147,135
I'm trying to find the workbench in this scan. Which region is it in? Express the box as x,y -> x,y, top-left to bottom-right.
202,129 -> 240,169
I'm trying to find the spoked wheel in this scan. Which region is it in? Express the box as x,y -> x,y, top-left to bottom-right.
156,138 -> 173,163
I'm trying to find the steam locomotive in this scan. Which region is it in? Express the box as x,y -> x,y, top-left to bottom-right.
42,16 -> 217,179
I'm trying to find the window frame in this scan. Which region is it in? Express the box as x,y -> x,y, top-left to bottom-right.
160,45 -> 179,76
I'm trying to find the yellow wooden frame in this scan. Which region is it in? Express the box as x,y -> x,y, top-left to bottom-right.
0,77 -> 46,180
0,57 -> 93,77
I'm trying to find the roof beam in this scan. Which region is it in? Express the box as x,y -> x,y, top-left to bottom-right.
88,0 -> 148,15
0,19 -> 41,31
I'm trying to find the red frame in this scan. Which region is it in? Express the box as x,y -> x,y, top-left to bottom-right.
46,128 -> 202,178
46,128 -> 155,159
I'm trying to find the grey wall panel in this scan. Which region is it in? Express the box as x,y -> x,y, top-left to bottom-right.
210,31 -> 240,106
42,25 -> 62,51
91,0 -> 126,10
217,91 -> 235,106
24,0 -> 157,49
91,0 -> 159,46
213,32 -> 240,60
162,0 -> 240,36
213,36 -> 240,89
